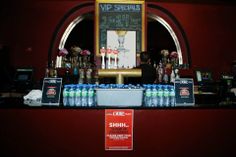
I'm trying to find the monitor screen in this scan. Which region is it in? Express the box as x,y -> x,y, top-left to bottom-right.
15,68 -> 33,82
195,70 -> 212,83
17,74 -> 29,81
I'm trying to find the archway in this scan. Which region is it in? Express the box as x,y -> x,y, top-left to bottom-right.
49,2 -> 190,69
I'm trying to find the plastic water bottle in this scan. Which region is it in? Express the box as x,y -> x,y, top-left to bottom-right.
157,85 -> 164,107
75,84 -> 82,107
145,84 -> 152,107
142,84 -> 147,105
151,84 -> 158,107
81,84 -> 88,106
63,85 -> 69,106
87,84 -> 95,107
93,84 -> 98,106
169,85 -> 175,107
163,85 -> 170,107
68,85 -> 75,106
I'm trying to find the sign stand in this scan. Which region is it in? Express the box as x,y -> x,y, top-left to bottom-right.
174,78 -> 195,106
41,78 -> 62,106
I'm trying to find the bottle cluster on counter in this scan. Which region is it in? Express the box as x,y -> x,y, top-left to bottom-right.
62,83 -> 175,107
143,84 -> 175,107
63,84 -> 97,107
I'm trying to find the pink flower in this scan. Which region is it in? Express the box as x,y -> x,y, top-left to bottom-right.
170,51 -> 178,59
80,49 -> 91,56
58,48 -> 68,56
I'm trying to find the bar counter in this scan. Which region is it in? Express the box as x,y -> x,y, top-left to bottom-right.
1,104 -> 236,157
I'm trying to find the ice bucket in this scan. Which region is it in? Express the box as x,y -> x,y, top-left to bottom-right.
96,88 -> 144,107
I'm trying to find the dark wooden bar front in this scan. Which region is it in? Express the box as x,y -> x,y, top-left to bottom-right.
1,108 -> 236,157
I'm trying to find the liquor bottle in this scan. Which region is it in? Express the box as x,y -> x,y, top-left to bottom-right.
49,60 -> 54,77
45,62 -> 49,78
49,60 -> 57,78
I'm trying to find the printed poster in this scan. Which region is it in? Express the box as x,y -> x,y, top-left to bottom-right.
41,78 -> 62,106
105,109 -> 134,151
174,78 -> 195,106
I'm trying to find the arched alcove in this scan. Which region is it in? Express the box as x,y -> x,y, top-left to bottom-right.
49,2 -> 190,68
147,3 -> 191,68
48,2 -> 94,63
147,14 -> 179,65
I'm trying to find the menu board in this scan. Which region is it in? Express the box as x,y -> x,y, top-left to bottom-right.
41,78 -> 62,106
174,78 -> 195,106
96,0 -> 145,56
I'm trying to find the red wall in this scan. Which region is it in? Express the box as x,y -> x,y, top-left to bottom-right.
1,109 -> 236,157
1,1 -> 236,82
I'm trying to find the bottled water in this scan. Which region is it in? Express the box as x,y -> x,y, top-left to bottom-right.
157,85 -> 164,107
81,84 -> 88,107
93,84 -> 98,106
169,85 -> 175,107
142,84 -> 147,106
68,85 -> 75,106
145,85 -> 152,107
151,84 -> 158,107
63,85 -> 69,106
163,85 -> 170,107
75,84 -> 82,107
87,84 -> 95,107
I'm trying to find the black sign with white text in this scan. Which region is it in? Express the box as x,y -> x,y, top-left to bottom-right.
41,78 -> 62,106
174,78 -> 195,106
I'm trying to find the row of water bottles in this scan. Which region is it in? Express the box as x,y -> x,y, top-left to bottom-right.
143,84 -> 175,107
63,84 -> 96,107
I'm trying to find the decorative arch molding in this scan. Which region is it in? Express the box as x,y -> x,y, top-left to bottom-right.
49,2 -> 191,68
48,2 -> 94,63
147,3 -> 191,67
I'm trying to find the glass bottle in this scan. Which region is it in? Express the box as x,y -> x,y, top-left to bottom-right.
45,62 -> 49,78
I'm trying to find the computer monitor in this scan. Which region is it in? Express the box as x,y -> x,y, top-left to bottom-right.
14,68 -> 33,82
14,68 -> 33,91
195,69 -> 213,83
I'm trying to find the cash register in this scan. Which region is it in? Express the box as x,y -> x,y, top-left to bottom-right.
13,68 -> 34,92
195,69 -> 218,93
194,69 -> 220,105
0,68 -> 34,106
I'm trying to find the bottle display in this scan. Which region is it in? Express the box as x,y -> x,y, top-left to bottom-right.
63,85 -> 69,106
143,84 -> 175,107
62,83 -> 176,108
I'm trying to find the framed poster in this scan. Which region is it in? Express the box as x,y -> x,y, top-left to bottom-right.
105,109 -> 134,151
174,78 -> 195,106
95,0 -> 145,59
107,30 -> 136,68
41,78 -> 62,106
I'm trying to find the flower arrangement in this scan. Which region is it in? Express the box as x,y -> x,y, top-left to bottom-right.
58,48 -> 68,57
160,49 -> 169,65
70,45 -> 81,57
160,49 -> 179,67
80,49 -> 91,56
170,51 -> 178,67
161,49 -> 169,57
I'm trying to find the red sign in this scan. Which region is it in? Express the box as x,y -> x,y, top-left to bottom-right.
105,109 -> 134,151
